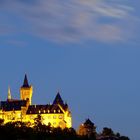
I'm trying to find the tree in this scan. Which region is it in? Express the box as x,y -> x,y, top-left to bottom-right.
119,136 -> 130,140
101,127 -> 114,136
34,114 -> 42,126
0,119 -> 4,126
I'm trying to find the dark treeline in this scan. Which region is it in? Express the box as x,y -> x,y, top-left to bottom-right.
0,119 -> 130,140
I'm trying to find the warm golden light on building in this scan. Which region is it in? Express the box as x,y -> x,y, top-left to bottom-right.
78,119 -> 96,137
0,75 -> 72,128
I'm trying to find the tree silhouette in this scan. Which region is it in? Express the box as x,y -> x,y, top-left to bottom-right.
0,120 -> 130,140
101,127 -> 114,136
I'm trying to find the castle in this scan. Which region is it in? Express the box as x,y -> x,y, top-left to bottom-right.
0,75 -> 72,128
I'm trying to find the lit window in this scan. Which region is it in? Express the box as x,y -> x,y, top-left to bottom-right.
17,113 -> 21,118
48,116 -> 51,119
59,115 -> 63,119
7,115 -> 12,120
54,110 -> 56,113
39,110 -> 41,114
59,121 -> 63,125
30,116 -> 34,119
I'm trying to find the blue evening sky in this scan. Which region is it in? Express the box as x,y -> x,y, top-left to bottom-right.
0,1 -> 140,139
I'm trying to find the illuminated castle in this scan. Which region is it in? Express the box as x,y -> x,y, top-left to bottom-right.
0,75 -> 72,128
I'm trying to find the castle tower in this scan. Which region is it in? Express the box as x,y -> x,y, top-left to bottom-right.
78,119 -> 96,137
20,74 -> 33,105
7,86 -> 12,100
53,92 -> 72,128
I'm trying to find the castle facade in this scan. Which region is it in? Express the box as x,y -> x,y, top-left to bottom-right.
0,75 -> 72,128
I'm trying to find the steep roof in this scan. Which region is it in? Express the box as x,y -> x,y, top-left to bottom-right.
53,92 -> 64,105
21,74 -> 30,88
1,100 -> 27,111
26,104 -> 63,114
84,118 -> 94,126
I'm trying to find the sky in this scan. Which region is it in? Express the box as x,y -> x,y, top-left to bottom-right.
0,0 -> 140,139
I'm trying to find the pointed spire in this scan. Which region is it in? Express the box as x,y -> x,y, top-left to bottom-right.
7,86 -> 12,100
53,92 -> 64,105
22,74 -> 30,88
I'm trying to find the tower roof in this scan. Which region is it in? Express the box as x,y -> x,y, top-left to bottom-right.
7,86 -> 12,100
84,118 -> 94,126
53,92 -> 64,105
22,74 -> 30,88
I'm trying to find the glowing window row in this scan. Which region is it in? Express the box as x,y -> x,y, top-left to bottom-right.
30,109 -> 61,114
30,115 -> 63,120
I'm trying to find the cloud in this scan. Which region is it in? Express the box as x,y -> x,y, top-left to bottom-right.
0,0 -> 138,44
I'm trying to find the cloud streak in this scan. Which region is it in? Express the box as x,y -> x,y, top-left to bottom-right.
0,0 -> 138,44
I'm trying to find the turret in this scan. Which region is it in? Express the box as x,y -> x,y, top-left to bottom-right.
78,119 -> 96,137
53,92 -> 72,128
7,86 -> 12,100
20,74 -> 33,105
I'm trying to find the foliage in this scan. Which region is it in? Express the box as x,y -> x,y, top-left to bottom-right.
99,127 -> 130,140
101,127 -> 114,136
0,119 -> 4,126
0,121 -> 130,140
